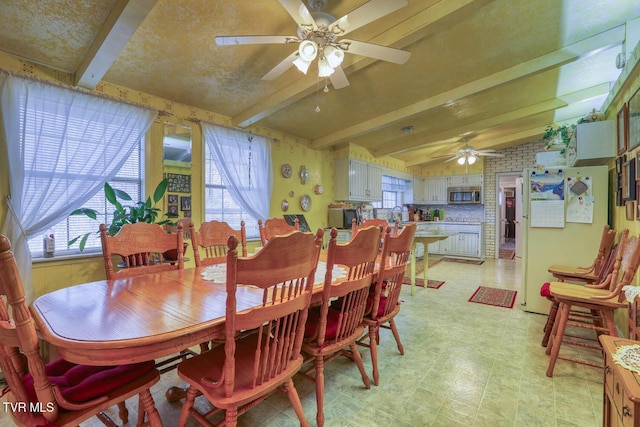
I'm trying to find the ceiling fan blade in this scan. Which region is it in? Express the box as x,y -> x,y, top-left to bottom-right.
262,51 -> 298,81
341,39 -> 411,64
329,0 -> 408,36
443,156 -> 461,162
215,35 -> 293,46
329,66 -> 350,89
279,0 -> 316,27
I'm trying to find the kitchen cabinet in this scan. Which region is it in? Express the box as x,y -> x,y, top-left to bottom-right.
565,120 -> 615,167
412,176 -> 426,204
419,222 -> 483,259
423,176 -> 448,204
448,173 -> 483,187
334,158 -> 382,202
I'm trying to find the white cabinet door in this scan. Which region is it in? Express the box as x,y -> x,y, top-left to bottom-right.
448,174 -> 483,187
424,177 -> 448,204
413,176 -> 425,204
334,158 -> 383,202
367,163 -> 383,201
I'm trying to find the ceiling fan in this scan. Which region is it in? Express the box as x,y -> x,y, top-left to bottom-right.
435,138 -> 505,165
214,0 -> 412,89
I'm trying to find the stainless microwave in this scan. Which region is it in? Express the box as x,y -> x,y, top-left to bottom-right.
328,208 -> 359,229
447,186 -> 482,204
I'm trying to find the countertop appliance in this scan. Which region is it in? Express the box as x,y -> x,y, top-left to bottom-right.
447,186 -> 482,204
328,208 -> 359,229
521,165 -> 609,314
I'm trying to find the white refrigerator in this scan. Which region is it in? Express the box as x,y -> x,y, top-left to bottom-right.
521,165 -> 610,314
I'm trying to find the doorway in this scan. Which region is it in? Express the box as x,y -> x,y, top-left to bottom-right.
495,172 -> 522,259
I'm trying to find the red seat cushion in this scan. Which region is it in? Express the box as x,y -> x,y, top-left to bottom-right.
23,358 -> 155,404
304,306 -> 341,341
540,282 -> 551,297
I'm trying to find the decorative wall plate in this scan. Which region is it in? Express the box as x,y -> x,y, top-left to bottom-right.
299,165 -> 309,184
314,184 -> 324,195
281,199 -> 289,211
300,194 -> 312,211
281,163 -> 292,178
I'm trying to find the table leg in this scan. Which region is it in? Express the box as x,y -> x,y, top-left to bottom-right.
410,243 -> 417,296
423,246 -> 429,286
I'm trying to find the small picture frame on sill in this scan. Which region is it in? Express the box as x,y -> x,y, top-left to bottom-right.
636,182 -> 640,219
627,201 -> 636,221
180,196 -> 191,211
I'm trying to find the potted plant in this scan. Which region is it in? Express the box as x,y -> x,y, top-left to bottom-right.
68,178 -> 178,252
542,123 -> 576,153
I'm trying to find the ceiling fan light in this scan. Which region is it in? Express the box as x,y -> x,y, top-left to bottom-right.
467,155 -> 477,165
293,56 -> 312,74
318,57 -> 335,77
298,40 -> 318,61
324,45 -> 344,68
457,156 -> 466,165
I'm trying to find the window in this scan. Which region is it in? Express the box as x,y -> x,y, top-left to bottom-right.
373,175 -> 409,209
28,142 -> 144,256
204,143 -> 260,239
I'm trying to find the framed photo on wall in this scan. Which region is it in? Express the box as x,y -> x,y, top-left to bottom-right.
627,201 -> 636,221
623,158 -> 637,201
629,87 -> 640,151
618,103 -> 628,155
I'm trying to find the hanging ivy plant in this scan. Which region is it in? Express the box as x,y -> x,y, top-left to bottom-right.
542,123 -> 577,153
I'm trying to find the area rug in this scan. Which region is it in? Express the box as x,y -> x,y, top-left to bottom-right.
499,248 -> 515,259
468,286 -> 517,308
444,258 -> 484,265
402,277 -> 445,289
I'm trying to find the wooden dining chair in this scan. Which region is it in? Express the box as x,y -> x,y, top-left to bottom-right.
352,217 -> 399,237
0,235 -> 162,427
190,220 -> 247,267
357,222 -> 416,386
547,224 -> 616,283
540,230 -> 625,347
101,222 -> 193,373
176,229 -> 324,427
258,217 -> 299,246
545,231 -> 640,377
300,226 -> 382,427
100,221 -> 184,280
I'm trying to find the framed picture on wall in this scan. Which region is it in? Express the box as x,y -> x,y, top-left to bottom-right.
618,103 -> 628,155
636,181 -> 640,219
629,87 -> 640,151
623,158 -> 637,201
627,201 -> 636,221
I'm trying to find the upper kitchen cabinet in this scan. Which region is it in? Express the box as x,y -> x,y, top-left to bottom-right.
334,158 -> 382,202
412,176 -> 426,204
448,173 -> 483,187
423,176 -> 448,204
565,120 -> 615,167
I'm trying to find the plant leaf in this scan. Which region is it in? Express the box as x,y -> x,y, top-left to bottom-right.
105,183 -> 117,205
69,208 -> 98,219
153,179 -> 168,204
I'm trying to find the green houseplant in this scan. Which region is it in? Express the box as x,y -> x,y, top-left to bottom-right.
68,178 -> 177,251
542,123 -> 577,153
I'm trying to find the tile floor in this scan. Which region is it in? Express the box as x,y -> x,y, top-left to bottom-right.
2,257 -> 605,426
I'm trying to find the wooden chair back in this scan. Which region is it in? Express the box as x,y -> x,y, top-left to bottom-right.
593,225 -> 617,276
190,220 -> 247,266
370,222 -> 417,321
352,217 -> 399,237
0,235 -> 161,426
100,222 -> 184,280
222,228 -> 323,398
258,217 -> 299,246
316,226 -> 382,347
595,231 -> 640,301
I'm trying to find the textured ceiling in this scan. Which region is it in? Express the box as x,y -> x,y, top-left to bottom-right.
0,0 -> 637,167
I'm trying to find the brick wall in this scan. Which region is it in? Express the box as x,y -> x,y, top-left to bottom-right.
483,141 -> 545,258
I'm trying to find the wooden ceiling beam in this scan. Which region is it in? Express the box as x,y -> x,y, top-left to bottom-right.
310,25 -> 625,150
75,0 -> 157,89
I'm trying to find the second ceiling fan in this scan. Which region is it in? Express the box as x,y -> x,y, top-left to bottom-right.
215,0 -> 412,89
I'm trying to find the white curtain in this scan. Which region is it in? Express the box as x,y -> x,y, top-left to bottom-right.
201,122 -> 272,222
0,75 -> 157,302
